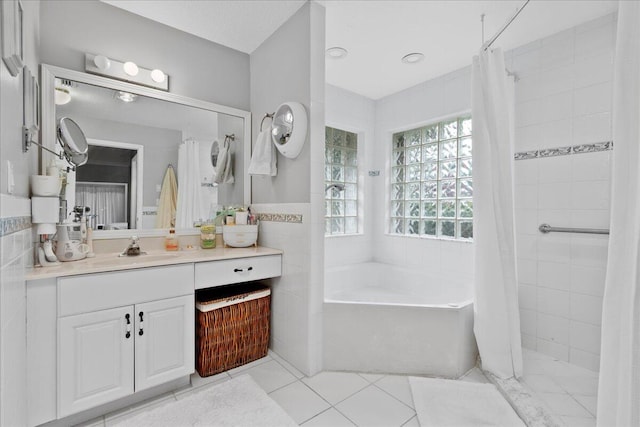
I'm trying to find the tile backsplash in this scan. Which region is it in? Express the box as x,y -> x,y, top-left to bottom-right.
0,195 -> 32,426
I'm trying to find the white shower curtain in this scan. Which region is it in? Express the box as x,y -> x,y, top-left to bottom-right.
597,2 -> 640,426
175,139 -> 204,228
471,47 -> 522,379
76,182 -> 127,227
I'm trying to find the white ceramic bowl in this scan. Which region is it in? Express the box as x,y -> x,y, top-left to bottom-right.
30,175 -> 61,196
222,224 -> 258,248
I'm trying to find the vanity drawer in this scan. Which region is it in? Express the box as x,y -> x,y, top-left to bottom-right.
195,255 -> 282,289
58,264 -> 194,317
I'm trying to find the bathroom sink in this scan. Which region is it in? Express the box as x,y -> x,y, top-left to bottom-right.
121,252 -> 183,263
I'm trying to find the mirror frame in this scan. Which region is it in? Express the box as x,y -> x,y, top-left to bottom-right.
40,64 -> 252,239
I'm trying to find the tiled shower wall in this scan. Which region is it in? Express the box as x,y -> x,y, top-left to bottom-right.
511,13 -> 616,371
371,65 -> 475,286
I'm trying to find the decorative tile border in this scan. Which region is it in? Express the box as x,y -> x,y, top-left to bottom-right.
255,213 -> 303,223
514,141 -> 613,160
0,216 -> 32,237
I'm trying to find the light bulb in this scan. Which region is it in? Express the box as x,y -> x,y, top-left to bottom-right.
150,69 -> 165,83
116,91 -> 137,103
123,61 -> 139,76
93,55 -> 111,71
55,88 -> 71,105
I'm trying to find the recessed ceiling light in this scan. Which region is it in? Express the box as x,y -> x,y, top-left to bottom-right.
326,47 -> 348,59
401,52 -> 424,64
116,91 -> 138,103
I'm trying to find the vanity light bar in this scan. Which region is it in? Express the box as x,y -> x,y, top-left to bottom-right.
84,53 -> 169,91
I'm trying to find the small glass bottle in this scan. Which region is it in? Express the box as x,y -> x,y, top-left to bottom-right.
165,228 -> 179,251
200,223 -> 216,249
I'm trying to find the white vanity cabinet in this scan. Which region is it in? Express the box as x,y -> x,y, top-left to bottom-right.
56,265 -> 195,418
58,306 -> 135,417
58,295 -> 194,418
26,250 -> 282,427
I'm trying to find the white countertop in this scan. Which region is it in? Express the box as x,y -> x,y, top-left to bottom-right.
26,246 -> 283,281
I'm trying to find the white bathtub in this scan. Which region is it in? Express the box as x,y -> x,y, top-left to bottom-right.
323,262 -> 478,377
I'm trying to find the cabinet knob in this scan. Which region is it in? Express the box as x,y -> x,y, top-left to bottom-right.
233,266 -> 253,273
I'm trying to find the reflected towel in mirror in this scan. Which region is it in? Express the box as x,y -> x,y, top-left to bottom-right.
213,138 -> 234,184
248,129 -> 277,176
156,165 -> 177,228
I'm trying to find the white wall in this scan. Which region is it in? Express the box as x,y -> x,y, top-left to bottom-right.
511,14 -> 615,371
324,84 -> 376,269
250,2 -> 326,375
249,4 -> 312,204
372,66 -> 474,287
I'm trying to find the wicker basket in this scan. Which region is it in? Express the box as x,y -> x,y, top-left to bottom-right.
195,283 -> 271,377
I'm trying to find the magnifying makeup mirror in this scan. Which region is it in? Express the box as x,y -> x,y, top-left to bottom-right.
271,102 -> 307,159
57,117 -> 89,167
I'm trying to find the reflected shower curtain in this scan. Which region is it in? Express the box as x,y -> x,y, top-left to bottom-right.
471,47 -> 522,379
76,183 -> 126,227
597,2 -> 640,426
175,139 -> 204,228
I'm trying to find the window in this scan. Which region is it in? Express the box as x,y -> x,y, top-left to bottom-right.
325,126 -> 358,235
390,116 -> 473,239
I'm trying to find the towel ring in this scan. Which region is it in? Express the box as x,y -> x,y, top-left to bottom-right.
260,113 -> 274,132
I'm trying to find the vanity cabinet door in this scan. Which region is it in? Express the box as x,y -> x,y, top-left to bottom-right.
58,306 -> 134,418
134,295 -> 194,391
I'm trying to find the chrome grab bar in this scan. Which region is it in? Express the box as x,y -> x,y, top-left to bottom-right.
538,223 -> 609,235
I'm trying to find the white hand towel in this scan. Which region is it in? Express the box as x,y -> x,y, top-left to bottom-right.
248,130 -> 277,176
213,138 -> 234,184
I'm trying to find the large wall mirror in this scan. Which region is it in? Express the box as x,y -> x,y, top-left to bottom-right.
40,64 -> 251,239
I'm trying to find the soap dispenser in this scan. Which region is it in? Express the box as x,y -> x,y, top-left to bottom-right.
165,228 -> 179,251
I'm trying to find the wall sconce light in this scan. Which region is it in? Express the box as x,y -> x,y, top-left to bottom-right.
84,53 -> 169,91
55,87 -> 71,105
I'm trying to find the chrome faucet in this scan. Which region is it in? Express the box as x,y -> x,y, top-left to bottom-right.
119,236 -> 145,257
325,183 -> 345,193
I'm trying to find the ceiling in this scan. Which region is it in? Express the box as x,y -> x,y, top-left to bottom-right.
103,0 -> 618,100
102,0 -> 307,54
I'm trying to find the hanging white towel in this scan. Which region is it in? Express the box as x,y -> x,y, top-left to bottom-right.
248,129 -> 277,176
213,138 -> 234,184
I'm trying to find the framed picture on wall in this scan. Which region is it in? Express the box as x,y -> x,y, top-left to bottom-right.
1,0 -> 24,77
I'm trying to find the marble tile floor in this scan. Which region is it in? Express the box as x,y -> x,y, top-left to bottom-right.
76,349 -> 597,427
520,349 -> 599,427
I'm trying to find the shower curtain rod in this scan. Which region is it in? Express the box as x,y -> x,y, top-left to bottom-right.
482,0 -> 531,51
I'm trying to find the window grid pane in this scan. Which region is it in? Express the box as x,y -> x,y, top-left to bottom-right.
326,127 -> 359,236
390,116 -> 472,239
